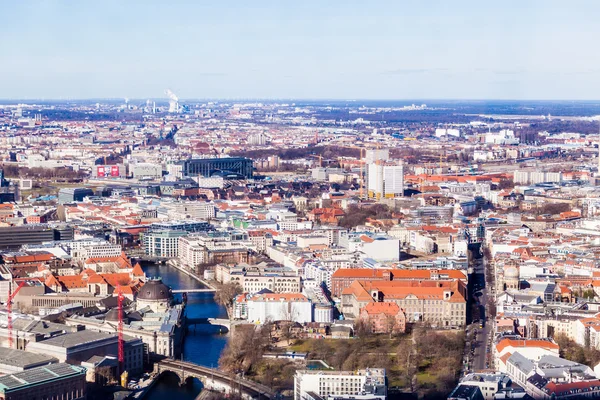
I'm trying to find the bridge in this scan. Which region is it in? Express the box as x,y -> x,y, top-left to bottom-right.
186,317 -> 231,333
154,359 -> 275,399
172,288 -> 216,293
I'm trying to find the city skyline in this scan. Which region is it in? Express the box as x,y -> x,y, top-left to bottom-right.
2,1 -> 600,100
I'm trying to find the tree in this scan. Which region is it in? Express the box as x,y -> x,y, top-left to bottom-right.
219,324 -> 268,374
214,282 -> 242,310
384,314 -> 399,339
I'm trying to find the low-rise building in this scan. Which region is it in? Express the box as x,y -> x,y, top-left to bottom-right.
294,368 -> 387,400
246,293 -> 312,324
0,363 -> 87,400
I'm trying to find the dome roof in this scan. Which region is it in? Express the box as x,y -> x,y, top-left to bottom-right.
504,266 -> 519,279
105,307 -> 128,323
138,278 -> 172,301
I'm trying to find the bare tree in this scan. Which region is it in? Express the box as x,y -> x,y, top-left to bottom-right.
384,314 -> 399,339
214,282 -> 243,310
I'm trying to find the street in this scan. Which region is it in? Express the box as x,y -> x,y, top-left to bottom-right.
464,254 -> 493,373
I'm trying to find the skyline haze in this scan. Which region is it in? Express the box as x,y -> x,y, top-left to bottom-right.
2,1 -> 600,100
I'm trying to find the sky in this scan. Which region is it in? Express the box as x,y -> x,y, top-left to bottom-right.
1,0 -> 600,100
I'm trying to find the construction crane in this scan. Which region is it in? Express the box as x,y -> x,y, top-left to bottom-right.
359,148 -> 366,199
7,281 -> 26,349
309,154 -> 323,168
117,285 -> 125,376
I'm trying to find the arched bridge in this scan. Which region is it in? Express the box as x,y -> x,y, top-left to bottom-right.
154,359 -> 275,399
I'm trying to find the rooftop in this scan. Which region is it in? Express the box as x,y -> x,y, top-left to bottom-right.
0,347 -> 57,369
0,363 -> 85,392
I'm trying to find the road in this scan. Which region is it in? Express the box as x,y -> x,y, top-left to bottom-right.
465,255 -> 494,372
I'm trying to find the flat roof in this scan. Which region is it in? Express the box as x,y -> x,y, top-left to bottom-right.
0,347 -> 57,369
0,363 -> 85,392
35,330 -> 117,348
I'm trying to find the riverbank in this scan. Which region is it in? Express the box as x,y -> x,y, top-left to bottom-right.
166,259 -> 217,290
131,373 -> 159,399
141,263 -> 229,400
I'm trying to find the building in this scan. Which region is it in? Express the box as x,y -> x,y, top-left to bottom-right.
0,225 -> 74,250
367,162 -> 403,200
294,368 -> 387,400
0,347 -> 58,375
180,157 -> 253,179
453,373 -> 512,400
447,384 -> 484,400
26,330 -> 144,376
168,202 -> 215,220
142,230 -> 188,257
216,263 -> 302,294
359,302 -> 406,334
341,280 -> 467,327
130,163 -> 162,179
495,338 -> 560,371
136,277 -> 173,313
93,164 -> 126,178
58,188 -> 94,204
331,268 -> 467,298
246,293 -> 312,324
149,220 -> 213,233
0,363 -> 86,400
66,289 -> 184,359
178,231 -> 252,266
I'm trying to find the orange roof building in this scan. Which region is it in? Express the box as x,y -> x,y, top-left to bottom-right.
341,279 -> 466,328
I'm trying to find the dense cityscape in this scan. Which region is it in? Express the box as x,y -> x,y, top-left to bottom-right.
0,98 -> 599,400
4,1 -> 600,400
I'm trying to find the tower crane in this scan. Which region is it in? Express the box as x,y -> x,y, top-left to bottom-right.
117,285 -> 125,375
7,281 -> 26,348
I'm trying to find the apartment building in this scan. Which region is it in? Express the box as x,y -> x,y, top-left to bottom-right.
294,368 -> 387,400
216,263 -> 301,294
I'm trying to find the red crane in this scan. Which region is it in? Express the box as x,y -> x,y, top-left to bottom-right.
7,281 -> 26,349
117,285 -> 125,375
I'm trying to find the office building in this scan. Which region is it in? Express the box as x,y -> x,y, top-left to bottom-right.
0,225 -> 74,250
180,157 -> 253,179
149,220 -> 213,233
367,162 -> 403,199
130,163 -> 163,179
294,368 -> 387,400
142,230 -> 188,257
58,187 -> 94,204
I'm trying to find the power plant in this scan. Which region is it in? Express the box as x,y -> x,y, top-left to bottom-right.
165,89 -> 179,113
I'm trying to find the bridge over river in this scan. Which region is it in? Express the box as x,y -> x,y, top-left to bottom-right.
154,359 -> 276,399
172,288 -> 216,293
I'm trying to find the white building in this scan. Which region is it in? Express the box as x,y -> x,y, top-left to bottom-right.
368,162 -> 403,199
294,369 -> 387,400
130,163 -> 162,179
246,293 -> 312,324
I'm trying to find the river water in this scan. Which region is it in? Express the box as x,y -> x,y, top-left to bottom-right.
142,263 -> 228,400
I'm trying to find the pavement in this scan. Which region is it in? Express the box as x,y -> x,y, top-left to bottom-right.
464,256 -> 494,373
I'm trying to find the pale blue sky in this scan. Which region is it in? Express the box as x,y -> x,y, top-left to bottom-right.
1,1 -> 599,100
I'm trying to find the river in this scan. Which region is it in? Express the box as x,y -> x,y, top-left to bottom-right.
142,263 -> 229,400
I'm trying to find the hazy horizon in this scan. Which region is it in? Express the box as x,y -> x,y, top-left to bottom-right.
2,1 -> 600,100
